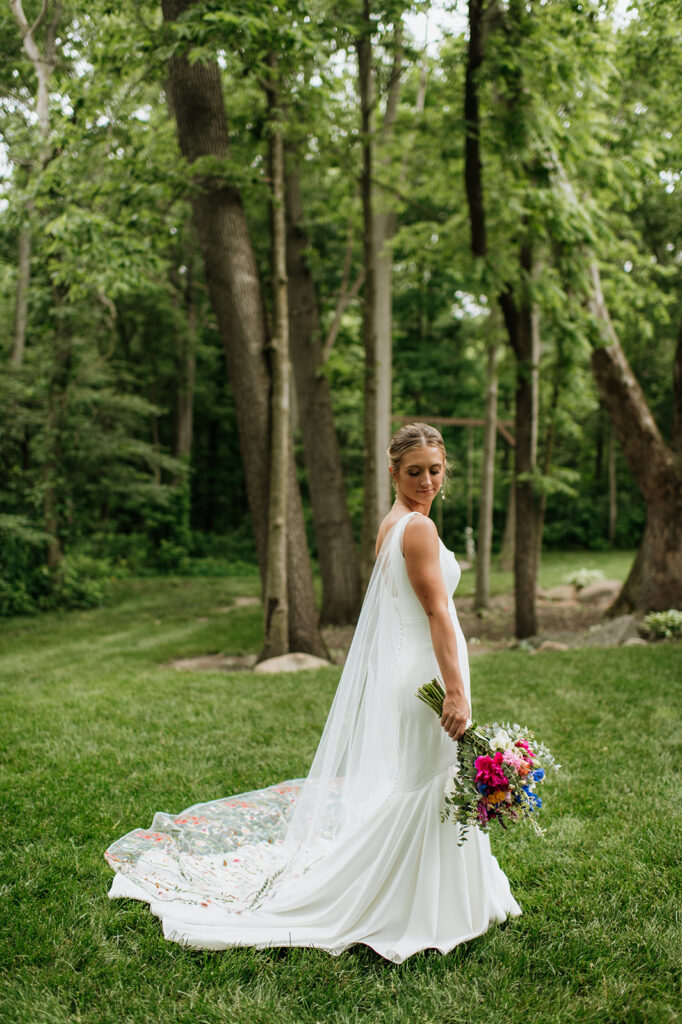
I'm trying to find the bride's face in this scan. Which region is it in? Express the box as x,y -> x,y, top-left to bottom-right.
392,445 -> 445,505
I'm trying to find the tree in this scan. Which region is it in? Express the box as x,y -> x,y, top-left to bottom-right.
262,55 -> 290,658
8,0 -> 62,368
356,4 -> 405,583
285,162 -> 362,623
463,0 -> 540,636
590,266 -> 682,612
161,0 -> 326,656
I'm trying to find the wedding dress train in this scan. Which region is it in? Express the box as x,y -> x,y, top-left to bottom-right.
106,512 -> 521,962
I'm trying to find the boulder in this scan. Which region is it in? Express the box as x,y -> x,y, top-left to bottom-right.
577,579 -> 621,604
254,652 -> 334,674
542,584 -> 577,602
583,614 -> 640,648
538,640 -> 570,652
623,637 -> 648,647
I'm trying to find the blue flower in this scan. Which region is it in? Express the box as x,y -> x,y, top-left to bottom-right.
532,768 -> 545,782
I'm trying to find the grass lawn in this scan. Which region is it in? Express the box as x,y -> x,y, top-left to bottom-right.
457,548 -> 637,598
0,571 -> 680,1024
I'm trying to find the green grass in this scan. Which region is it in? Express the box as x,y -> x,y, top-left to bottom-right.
1,572 -> 680,1024
457,548 -> 636,598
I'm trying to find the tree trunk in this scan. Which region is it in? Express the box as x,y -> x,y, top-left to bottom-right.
500,275 -> 539,638
474,337 -> 498,610
464,0 -> 538,636
10,222 -> 31,368
498,479 -> 515,572
9,1 -> 61,367
372,208 -> 394,534
261,64 -> 290,660
535,356 -> 561,563
43,326 -> 69,571
590,272 -> 682,613
608,427 -> 617,546
172,249 -> 196,464
285,163 -> 361,624
162,0 -> 326,657
357,6 -> 380,586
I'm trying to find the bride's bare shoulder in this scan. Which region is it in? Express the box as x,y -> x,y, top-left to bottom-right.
375,511 -> 436,557
402,513 -> 438,552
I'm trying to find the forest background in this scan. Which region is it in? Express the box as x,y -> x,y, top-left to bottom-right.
1,0 -> 681,652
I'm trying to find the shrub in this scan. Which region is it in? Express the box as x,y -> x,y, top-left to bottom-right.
563,568 -> 606,589
642,610 -> 682,640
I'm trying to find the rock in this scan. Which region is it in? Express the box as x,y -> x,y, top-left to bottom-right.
254,652 -> 334,674
538,640 -> 570,652
583,614 -> 640,648
623,637 -> 648,647
577,579 -> 621,604
542,584 -> 577,602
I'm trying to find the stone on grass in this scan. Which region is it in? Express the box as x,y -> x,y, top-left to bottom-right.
583,614 -> 640,648
577,579 -> 621,604
623,637 -> 648,647
538,640 -> 570,652
542,584 -> 577,602
254,652 -> 333,674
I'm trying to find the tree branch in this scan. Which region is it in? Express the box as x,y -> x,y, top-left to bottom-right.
322,268 -> 365,363
45,1 -> 62,64
590,264 -> 672,499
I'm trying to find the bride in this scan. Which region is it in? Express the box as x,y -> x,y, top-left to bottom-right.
106,422 -> 521,962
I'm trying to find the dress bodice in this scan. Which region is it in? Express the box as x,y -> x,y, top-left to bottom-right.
390,513 -> 461,628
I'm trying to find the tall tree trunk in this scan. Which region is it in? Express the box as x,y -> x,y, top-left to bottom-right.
357,5 -> 380,586
356,15 -> 404,584
9,0 -> 61,367
43,325 -> 69,571
608,427 -> 617,546
162,0 -> 326,657
285,164 -> 361,624
535,355 -> 562,563
474,337 -> 498,610
590,266 -> 682,612
464,0 -> 538,636
10,222 -> 31,368
261,63 -> 290,660
172,250 -> 197,464
500,272 -> 539,638
498,480 -> 515,572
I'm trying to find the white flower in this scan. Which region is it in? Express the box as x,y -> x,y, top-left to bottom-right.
489,728 -> 514,751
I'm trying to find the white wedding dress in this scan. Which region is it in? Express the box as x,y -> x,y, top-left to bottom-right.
106,512 -> 521,962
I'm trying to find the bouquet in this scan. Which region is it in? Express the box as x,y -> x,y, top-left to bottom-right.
416,678 -> 560,845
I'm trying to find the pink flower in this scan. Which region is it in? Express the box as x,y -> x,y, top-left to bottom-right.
502,750 -> 524,770
474,753 -> 509,790
515,739 -> 534,758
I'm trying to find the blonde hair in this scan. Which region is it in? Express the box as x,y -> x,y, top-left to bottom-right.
387,422 -> 448,480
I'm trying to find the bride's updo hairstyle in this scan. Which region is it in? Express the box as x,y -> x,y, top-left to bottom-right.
388,422 -> 449,482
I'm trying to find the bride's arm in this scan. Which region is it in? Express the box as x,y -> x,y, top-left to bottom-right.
403,516 -> 470,740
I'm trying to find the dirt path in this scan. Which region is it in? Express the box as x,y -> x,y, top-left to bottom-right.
323,594 -> 612,663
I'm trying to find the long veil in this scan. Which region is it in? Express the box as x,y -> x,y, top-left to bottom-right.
106,515 -> 415,912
